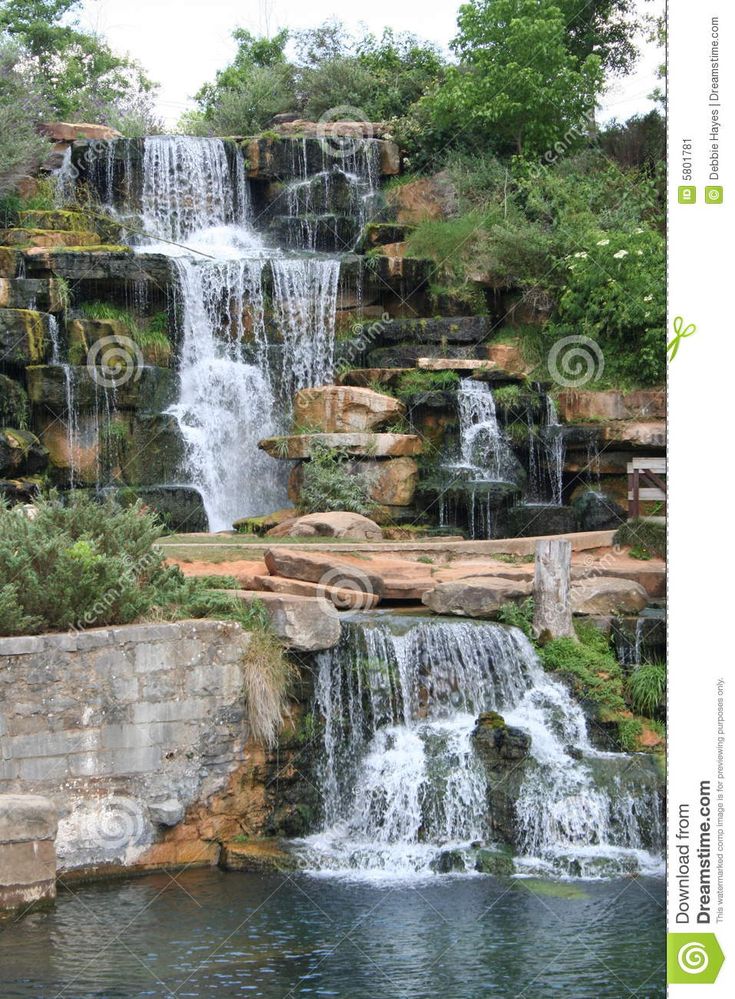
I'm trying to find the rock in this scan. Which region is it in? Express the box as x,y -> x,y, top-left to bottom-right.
118,486 -> 208,533
233,508 -> 297,534
26,364 -> 176,413
352,457 -> 419,507
378,316 -> 493,345
293,385 -> 405,433
417,357 -> 495,372
264,549 -> 385,598
267,511 -> 383,541
0,309 -> 51,365
570,577 -> 649,615
599,421 -> 666,449
483,343 -> 532,377
0,794 -> 57,913
0,277 -> 66,312
0,429 -> 48,477
0,374 -> 29,426
422,577 -> 532,618
386,172 -> 458,224
39,121 -> 122,142
231,590 -> 342,651
471,719 -> 532,848
256,575 -> 380,610
556,388 -> 666,422
0,247 -> 19,278
572,490 -> 626,532
0,228 -> 100,248
148,798 -> 185,827
430,849 -> 466,874
258,432 -> 422,459
474,848 -> 515,876
379,140 -> 401,175
220,838 -> 300,873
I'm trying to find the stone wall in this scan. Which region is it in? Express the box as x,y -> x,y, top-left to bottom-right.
0,794 -> 57,914
0,620 -> 257,871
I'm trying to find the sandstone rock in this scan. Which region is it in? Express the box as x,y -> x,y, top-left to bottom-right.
0,228 -> 100,248
387,172 -> 458,224
599,421 -> 666,448
0,247 -> 19,278
570,577 -> 649,615
471,716 -> 532,848
256,575 -> 380,610
379,140 -> 401,175
220,838 -> 300,873
148,798 -> 185,827
421,577 -> 532,618
0,429 -> 48,477
484,343 -> 532,376
266,511 -> 384,541
417,357 -> 495,372
40,122 -> 122,142
231,590 -> 342,651
264,549 -> 385,598
0,309 -> 51,365
557,388 -> 666,422
293,385 -> 405,433
354,457 -> 419,506
259,432 -> 422,459
0,277 -> 66,312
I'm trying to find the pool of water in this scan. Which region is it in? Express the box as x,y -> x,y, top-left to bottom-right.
0,869 -> 665,998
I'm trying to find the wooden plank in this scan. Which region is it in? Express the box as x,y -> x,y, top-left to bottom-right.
628,488 -> 666,501
628,457 -> 667,472
641,469 -> 667,492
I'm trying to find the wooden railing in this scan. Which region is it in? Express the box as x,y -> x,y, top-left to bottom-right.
627,457 -> 666,519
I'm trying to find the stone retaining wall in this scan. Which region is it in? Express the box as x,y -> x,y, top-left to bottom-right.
0,794 -> 57,914
0,620 -> 252,870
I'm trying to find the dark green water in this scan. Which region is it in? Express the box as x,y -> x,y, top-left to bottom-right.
0,869 -> 665,998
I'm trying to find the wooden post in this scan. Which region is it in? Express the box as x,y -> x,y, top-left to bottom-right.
533,538 -> 575,643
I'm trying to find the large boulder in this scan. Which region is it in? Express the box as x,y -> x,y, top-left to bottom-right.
259,432 -> 422,459
40,122 -> 122,142
471,714 -> 532,847
288,457 -> 419,508
0,309 -> 51,365
293,385 -> 405,433
386,172 -> 458,224
570,577 -> 649,615
231,590 -> 341,651
267,511 -> 383,541
422,577 -> 532,618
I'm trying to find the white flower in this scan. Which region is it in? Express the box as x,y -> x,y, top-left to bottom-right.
573,251 -> 588,258
613,249 -> 628,259
643,295 -> 653,302
635,227 -> 644,234
596,239 -> 610,246
636,249 -> 643,255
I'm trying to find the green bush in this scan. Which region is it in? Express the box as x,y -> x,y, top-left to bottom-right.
0,494 -> 169,635
298,441 -> 373,515
496,597 -> 534,638
627,662 -> 666,717
541,633 -> 626,714
396,369 -> 460,399
613,519 -> 666,559
79,302 -> 172,365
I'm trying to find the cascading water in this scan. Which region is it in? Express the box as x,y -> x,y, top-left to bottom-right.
59,134 -> 352,527
543,395 -> 566,505
456,379 -> 515,480
299,616 -> 664,879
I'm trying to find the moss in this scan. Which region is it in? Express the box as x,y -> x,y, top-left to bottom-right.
614,519 -> 665,559
396,369 -> 460,399
55,245 -> 132,254
476,710 -> 506,730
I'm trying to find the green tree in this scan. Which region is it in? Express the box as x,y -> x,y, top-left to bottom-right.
0,38 -> 49,195
430,0 -> 603,157
554,0 -> 641,75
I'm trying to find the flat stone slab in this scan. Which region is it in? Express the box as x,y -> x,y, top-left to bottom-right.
230,589 -> 341,651
292,385 -> 405,433
570,577 -> 649,615
417,358 -> 496,371
422,577 -> 532,618
264,549 -> 386,598
256,575 -> 380,610
259,432 -> 422,459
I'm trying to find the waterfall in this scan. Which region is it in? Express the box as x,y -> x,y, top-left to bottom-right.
543,395 -> 566,505
456,380 -> 514,481
271,258 -> 340,396
299,617 -> 664,879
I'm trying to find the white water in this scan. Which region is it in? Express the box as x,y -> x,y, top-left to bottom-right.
300,617 -> 664,880
58,135 -> 361,528
543,395 -> 566,505
454,379 -> 515,481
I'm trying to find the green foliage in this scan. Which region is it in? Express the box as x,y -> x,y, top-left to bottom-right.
549,227 -> 665,384
0,39 -> 48,197
541,633 -> 626,714
79,301 -> 172,365
0,493 -> 169,635
424,0 -> 603,158
298,441 -> 373,515
613,519 -> 666,559
496,597 -> 534,638
627,662 -> 666,717
396,369 -> 460,399
617,717 -> 644,752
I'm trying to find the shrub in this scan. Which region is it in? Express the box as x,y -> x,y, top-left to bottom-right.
496,597 -> 534,638
298,441 -> 373,515
0,494 -> 169,635
613,519 -> 666,559
541,633 -> 626,714
627,662 -> 666,717
396,369 -> 460,399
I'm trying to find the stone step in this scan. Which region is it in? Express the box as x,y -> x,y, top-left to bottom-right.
0,309 -> 53,365
18,210 -> 91,232
0,228 -> 100,248
417,357 -> 496,372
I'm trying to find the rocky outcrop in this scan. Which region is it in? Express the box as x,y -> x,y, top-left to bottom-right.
293,385 -> 404,433
556,388 -> 665,422
256,575 -> 380,610
570,577 -> 649,615
471,713 -> 532,848
0,794 -> 57,914
386,172 -> 458,223
422,577 -> 532,618
230,590 -> 341,651
264,548 -> 386,598
259,432 -> 422,459
0,309 -> 51,365
267,511 -> 383,541
40,122 -> 122,142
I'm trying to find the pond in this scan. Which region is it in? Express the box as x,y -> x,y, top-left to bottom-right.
0,869 -> 665,998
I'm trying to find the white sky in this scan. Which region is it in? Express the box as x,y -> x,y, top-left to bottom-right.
77,0 -> 664,129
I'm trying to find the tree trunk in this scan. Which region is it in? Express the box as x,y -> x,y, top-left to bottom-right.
533,539 -> 575,643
